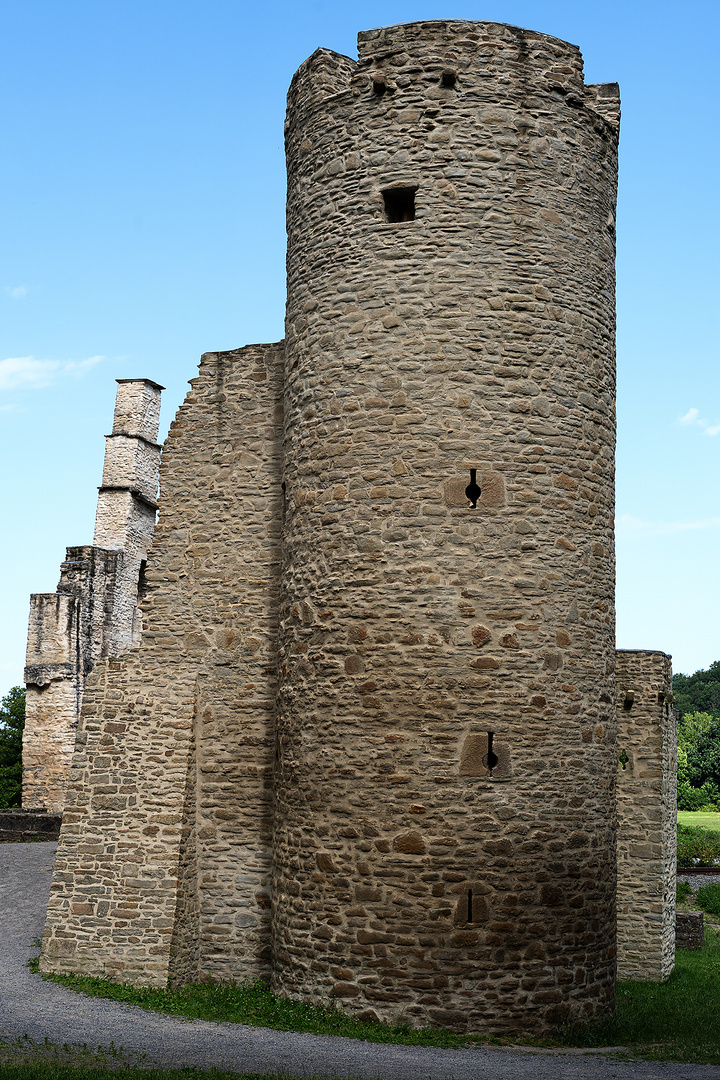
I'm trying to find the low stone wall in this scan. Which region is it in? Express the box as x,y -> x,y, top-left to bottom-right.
676,911 -> 704,950
0,810 -> 62,842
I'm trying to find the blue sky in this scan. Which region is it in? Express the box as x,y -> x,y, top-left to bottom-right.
1,0 -> 718,693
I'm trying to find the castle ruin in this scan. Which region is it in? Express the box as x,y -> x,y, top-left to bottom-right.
31,21 -> 677,1035
23,379 -> 163,814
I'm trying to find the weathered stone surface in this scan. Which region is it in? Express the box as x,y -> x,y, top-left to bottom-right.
40,344 -> 283,989
0,809 -> 62,842
675,911 -> 703,950
35,18 -> 641,1038
616,650 -> 676,980
272,18 -> 619,1036
23,380 -> 163,813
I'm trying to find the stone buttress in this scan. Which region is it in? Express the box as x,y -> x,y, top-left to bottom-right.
40,345 -> 283,986
23,379 -> 163,814
615,650 -> 677,979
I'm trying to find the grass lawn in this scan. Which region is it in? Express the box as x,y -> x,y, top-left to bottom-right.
0,1069 -> 284,1080
554,927 -> 720,1064
26,930 -> 720,1068
678,810 -> 720,831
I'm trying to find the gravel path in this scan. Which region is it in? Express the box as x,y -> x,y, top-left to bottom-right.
1,841 -> 718,1079
677,872 -> 720,891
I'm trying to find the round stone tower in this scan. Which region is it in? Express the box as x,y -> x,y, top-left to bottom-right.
274,20 -> 620,1034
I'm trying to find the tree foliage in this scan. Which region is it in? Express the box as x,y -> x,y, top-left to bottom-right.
677,707 -> 720,810
673,661 -> 720,720
673,662 -> 720,809
0,686 -> 25,808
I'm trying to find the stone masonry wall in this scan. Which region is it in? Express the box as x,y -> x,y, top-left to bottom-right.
24,594 -> 82,814
36,19 -> 646,1039
94,378 -> 164,652
24,380 -> 162,813
41,343 -> 283,987
616,650 -> 676,980
274,21 -> 620,1035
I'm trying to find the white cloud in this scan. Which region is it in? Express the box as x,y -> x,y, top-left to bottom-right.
616,513 -> 720,537
4,285 -> 28,299
677,406 -> 720,436
0,355 -> 104,391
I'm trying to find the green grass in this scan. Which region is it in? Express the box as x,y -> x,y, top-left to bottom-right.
555,928 -> 720,1065
678,810 -> 720,831
0,1067 -> 311,1080
677,822 -> 720,867
697,883 -> 720,915
29,936 -> 720,1066
26,963 -> 491,1050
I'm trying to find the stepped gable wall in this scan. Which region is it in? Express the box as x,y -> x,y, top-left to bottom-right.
615,649 -> 677,979
40,342 -> 284,986
273,20 -> 620,1034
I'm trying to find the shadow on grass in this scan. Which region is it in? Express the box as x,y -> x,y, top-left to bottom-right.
557,928 -> 720,1065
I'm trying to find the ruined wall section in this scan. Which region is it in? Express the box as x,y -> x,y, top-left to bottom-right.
94,378 -> 164,652
275,20 -> 619,1035
616,650 -> 676,980
24,594 -> 82,814
40,343 -> 284,987
23,380 -> 163,813
24,548 -> 122,813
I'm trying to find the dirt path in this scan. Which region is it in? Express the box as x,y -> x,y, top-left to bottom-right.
1,841 -> 718,1079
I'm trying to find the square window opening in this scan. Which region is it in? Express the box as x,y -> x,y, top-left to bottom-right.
383,187 -> 416,223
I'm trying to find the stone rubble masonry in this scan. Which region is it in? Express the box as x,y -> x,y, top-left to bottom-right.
615,650 -> 677,980
94,378 -> 165,652
36,18 -> 670,1037
675,911 -> 703,950
276,20 -> 619,1035
40,343 -> 283,988
0,809 -> 62,842
23,379 -> 163,814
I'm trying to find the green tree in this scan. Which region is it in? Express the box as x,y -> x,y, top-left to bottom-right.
673,661 -> 720,720
678,710 -> 716,756
0,686 -> 25,808
676,707 -> 720,810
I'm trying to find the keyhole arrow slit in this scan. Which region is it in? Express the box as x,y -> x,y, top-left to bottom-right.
465,469 -> 481,509
482,732 -> 499,777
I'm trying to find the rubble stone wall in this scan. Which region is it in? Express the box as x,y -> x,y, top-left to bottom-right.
275,19 -> 620,1035
34,19 -> 653,1038
40,343 -> 284,987
616,649 -> 676,979
23,380 -> 163,812
94,379 -> 163,652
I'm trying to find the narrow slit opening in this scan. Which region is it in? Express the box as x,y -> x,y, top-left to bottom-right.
465,468 -> 481,508
483,731 -> 499,777
137,559 -> 148,605
467,888 -> 473,923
